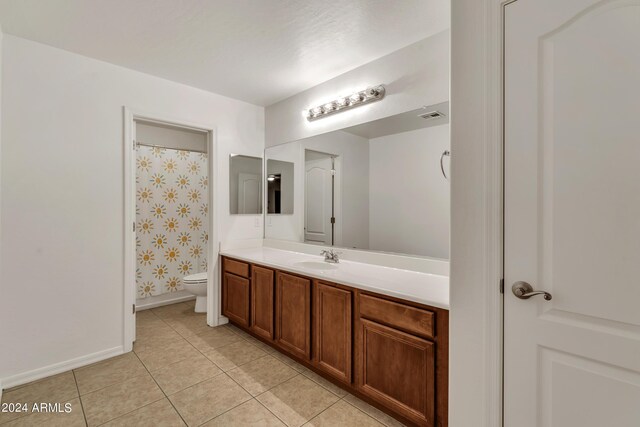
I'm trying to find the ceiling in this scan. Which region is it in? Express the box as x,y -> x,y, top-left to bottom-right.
0,0 -> 449,106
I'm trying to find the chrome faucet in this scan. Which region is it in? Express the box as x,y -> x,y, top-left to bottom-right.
321,249 -> 341,264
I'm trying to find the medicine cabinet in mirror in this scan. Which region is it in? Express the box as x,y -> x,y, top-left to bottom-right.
264,103 -> 450,259
229,154 -> 263,214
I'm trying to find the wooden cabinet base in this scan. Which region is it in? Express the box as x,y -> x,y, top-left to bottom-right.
222,256 -> 448,427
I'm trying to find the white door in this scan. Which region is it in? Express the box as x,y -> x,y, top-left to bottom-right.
237,173 -> 260,214
304,157 -> 333,244
504,1 -> 640,426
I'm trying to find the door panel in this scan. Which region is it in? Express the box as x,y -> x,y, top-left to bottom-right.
238,172 -> 260,214
357,319 -> 435,426
222,272 -> 250,327
251,266 -> 275,340
504,0 -> 640,425
304,156 -> 333,244
314,282 -> 352,383
275,272 -> 311,359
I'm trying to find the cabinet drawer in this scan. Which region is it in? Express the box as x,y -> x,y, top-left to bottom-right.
359,294 -> 434,340
223,257 -> 250,278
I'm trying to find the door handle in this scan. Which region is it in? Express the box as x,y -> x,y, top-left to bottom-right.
512,281 -> 552,301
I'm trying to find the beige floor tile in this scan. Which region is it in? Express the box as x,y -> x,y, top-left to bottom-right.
169,374 -> 251,427
185,327 -> 242,352
1,397 -> 86,427
135,338 -> 201,372
304,400 -> 385,427
151,302 -> 197,319
203,399 -> 285,427
137,321 -> 177,337
136,309 -> 159,321
133,328 -> 184,354
256,375 -> 340,427
151,353 -> 222,395
224,324 -> 253,339
81,373 -> 164,426
0,371 -> 78,424
298,368 -> 348,398
165,315 -> 212,338
239,334 -> 278,354
136,311 -> 164,328
227,355 -> 298,396
270,350 -> 306,373
342,394 -> 405,427
101,398 -> 186,427
74,352 -> 147,395
203,340 -> 267,371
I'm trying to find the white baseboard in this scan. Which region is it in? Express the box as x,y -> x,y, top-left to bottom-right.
136,292 -> 195,311
1,346 -> 124,391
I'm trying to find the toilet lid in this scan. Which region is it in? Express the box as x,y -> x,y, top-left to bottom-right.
183,272 -> 207,283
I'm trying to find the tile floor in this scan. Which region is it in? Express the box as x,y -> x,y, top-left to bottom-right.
0,300 -> 405,427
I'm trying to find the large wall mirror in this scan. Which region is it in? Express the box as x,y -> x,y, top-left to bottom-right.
229,154 -> 263,214
264,103 -> 450,259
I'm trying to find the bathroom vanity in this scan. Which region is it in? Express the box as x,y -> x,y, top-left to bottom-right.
220,248 -> 449,427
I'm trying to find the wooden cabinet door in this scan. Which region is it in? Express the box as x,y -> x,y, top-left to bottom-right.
357,319 -> 435,427
314,281 -> 352,384
251,266 -> 275,340
222,272 -> 250,327
275,272 -> 311,359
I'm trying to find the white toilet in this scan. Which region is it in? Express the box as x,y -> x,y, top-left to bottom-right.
183,272 -> 207,313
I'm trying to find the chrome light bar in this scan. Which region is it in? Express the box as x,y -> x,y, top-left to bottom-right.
306,85 -> 386,121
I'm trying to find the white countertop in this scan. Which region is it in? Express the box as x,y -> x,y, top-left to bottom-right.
220,246 -> 449,310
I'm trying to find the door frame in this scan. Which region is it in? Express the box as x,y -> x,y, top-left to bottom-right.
123,107 -> 219,352
450,1 -> 516,426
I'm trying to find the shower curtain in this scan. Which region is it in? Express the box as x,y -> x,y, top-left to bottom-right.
136,145 -> 209,298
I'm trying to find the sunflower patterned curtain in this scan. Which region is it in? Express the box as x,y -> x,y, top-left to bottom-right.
136,145 -> 209,298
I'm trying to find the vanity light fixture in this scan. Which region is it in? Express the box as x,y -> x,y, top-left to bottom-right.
306,85 -> 386,121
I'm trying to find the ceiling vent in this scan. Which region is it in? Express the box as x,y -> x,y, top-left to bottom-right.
418,110 -> 446,120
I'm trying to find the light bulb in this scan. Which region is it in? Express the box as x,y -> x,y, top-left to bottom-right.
349,93 -> 363,104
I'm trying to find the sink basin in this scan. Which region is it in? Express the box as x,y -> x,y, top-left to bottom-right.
294,261 -> 338,271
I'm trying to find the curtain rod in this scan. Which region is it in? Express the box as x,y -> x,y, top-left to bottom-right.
136,141 -> 207,154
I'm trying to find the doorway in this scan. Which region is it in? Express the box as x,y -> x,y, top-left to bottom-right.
304,150 -> 338,246
503,1 -> 640,425
123,109 -> 217,351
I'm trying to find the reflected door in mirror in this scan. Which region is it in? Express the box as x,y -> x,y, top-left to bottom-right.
305,153 -> 334,245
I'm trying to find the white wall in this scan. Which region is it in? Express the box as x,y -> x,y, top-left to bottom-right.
265,30 -> 449,147
136,122 -> 207,152
0,26 -> 3,395
369,125 -> 450,259
0,35 -> 264,384
450,1 -> 504,426
265,130 -> 370,250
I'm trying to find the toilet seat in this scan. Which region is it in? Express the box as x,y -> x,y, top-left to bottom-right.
183,272 -> 207,283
